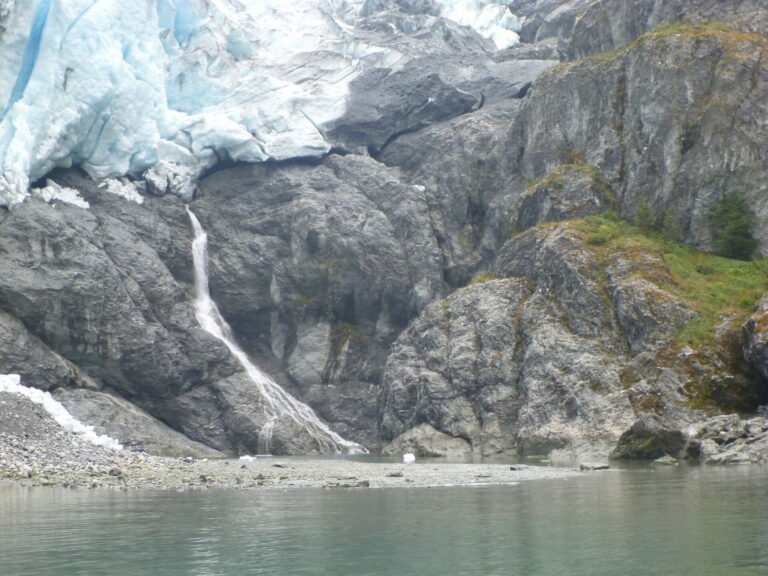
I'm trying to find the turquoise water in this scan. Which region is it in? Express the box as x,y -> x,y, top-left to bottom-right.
1,464 -> 767,575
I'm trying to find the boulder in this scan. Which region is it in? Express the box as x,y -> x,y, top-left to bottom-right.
610,415 -> 687,459
381,423 -> 472,458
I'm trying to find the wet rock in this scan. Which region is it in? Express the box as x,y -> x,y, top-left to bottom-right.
653,455 -> 678,466
0,177 -> 327,455
579,462 -> 610,471
611,415 -> 687,460
193,155 -> 447,446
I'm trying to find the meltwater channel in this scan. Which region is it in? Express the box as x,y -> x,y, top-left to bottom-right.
186,207 -> 364,455
1,464 -> 767,576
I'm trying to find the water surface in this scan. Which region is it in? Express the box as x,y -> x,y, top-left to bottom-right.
2,464 -> 767,575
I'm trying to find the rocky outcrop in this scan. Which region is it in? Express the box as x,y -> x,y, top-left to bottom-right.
516,164 -> 613,231
508,0 -> 593,45
378,221 -> 736,457
688,413 -> 768,464
511,24 -> 768,253
567,0 -> 768,60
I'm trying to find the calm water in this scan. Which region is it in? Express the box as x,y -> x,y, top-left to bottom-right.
1,464 -> 767,576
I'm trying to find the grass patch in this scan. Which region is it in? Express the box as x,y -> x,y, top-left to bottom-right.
568,212 -> 768,345
468,272 -> 498,285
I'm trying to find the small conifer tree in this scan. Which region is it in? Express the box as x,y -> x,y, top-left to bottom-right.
708,192 -> 757,260
634,197 -> 656,231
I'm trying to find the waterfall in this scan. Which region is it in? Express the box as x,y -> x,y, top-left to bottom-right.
186,207 -> 366,454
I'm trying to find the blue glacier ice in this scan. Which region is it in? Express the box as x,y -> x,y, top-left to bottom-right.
0,0 -> 522,206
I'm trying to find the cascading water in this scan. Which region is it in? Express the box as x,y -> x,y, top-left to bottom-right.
186,207 -> 366,454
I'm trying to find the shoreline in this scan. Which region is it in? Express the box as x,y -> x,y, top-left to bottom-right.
1,455 -> 583,491
0,390 -> 582,490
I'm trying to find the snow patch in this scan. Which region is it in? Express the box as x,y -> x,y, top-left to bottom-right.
32,178 -> 89,208
99,177 -> 145,204
0,374 -> 123,451
436,0 -> 522,49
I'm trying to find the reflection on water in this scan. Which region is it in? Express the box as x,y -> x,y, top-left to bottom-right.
1,464 -> 767,575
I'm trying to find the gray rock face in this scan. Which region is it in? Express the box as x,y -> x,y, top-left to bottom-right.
193,155 -> 447,446
511,26 -> 768,253
0,196 -> 222,399
0,309 -> 98,392
324,66 -> 480,154
0,175 -> 351,455
53,388 -> 222,458
379,99 -> 525,285
516,164 -> 613,231
567,0 -> 768,60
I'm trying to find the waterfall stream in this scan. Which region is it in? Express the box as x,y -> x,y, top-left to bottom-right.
187,207 -> 365,454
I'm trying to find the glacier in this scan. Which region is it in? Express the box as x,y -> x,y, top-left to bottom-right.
0,0 -> 523,206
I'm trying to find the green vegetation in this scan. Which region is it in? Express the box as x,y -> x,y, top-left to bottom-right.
468,272 -> 498,285
634,197 -> 656,231
708,192 -> 758,260
571,211 -> 768,346
332,323 -> 365,357
525,163 -> 612,199
548,21 -> 767,75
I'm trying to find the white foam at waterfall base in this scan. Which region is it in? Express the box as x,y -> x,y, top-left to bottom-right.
186,207 -> 366,455
0,374 -> 123,451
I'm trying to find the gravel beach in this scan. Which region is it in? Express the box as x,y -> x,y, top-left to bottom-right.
0,391 -> 581,490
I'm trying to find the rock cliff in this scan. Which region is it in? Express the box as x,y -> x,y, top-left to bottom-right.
0,0 -> 766,460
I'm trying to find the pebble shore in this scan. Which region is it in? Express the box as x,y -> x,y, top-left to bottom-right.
1,392 -> 580,490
